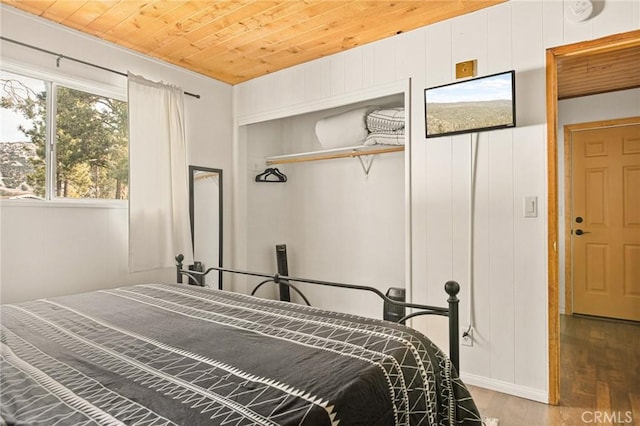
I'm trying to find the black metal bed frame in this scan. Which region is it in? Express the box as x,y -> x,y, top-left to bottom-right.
175,254 -> 461,372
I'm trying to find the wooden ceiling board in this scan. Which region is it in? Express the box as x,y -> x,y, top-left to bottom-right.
557,46 -> 640,99
60,1 -> 122,31
114,3 -> 221,55
207,2 -> 412,64
3,0 -> 56,16
40,0 -> 90,23
185,2 -> 355,63
150,2 -> 290,57
149,2 -> 359,80
101,2 -> 192,40
196,0 -> 506,79
212,2 -> 451,74
183,1 -> 341,54
78,1 -> 150,36
138,3 -> 261,58
1,0 -> 509,84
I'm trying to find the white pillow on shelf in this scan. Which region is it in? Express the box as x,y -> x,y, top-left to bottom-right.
315,106 -> 377,149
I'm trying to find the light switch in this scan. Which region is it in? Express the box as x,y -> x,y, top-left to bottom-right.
524,196 -> 538,218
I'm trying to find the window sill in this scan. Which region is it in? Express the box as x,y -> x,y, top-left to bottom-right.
0,199 -> 128,209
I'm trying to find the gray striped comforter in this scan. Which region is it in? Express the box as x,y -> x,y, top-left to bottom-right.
0,284 -> 481,425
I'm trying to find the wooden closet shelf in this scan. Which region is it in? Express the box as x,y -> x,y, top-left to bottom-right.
265,145 -> 404,165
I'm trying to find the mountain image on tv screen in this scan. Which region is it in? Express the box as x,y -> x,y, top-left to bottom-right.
425,71 -> 515,138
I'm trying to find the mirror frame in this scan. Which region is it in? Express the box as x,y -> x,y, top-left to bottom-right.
189,165 -> 223,289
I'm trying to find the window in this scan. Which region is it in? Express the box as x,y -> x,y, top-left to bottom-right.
1,69 -> 128,200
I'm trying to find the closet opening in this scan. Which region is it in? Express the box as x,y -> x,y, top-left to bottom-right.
235,81 -> 411,320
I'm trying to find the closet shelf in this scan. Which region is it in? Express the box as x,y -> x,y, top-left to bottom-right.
265,144 -> 404,165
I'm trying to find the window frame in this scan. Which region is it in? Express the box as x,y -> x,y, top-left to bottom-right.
1,59 -> 128,206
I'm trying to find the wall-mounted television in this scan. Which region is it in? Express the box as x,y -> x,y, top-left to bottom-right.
424,70 -> 516,138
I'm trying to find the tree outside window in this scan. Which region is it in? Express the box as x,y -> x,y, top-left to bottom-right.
1,70 -> 128,200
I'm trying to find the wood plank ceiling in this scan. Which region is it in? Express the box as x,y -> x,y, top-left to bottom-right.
1,0 -> 506,85
556,43 -> 640,99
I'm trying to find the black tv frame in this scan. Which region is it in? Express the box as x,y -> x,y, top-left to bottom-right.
424,70 -> 516,139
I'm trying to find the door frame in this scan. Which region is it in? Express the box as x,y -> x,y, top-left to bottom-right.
546,30 -> 640,405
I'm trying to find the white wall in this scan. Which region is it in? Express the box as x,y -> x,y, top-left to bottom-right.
557,88 -> 640,313
0,5 -> 233,303
233,0 -> 640,403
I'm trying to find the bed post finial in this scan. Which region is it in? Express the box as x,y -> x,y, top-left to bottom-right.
445,280 -> 460,373
175,254 -> 184,283
445,280 -> 460,299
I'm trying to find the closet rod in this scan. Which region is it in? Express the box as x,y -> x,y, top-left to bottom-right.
266,145 -> 404,165
0,36 -> 200,99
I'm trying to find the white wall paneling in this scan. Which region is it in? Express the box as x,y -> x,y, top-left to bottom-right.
233,0 -> 640,403
0,5 -> 233,303
542,1 -> 565,49
451,9 -> 489,76
372,37 -> 397,85
512,125 -> 548,392
344,49 -> 365,92
510,0 -> 549,395
487,5 -> 514,72
329,53 -> 346,96
487,130 -> 516,384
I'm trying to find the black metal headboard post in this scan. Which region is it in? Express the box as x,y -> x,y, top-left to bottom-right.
176,254 -> 184,283
445,281 -> 460,373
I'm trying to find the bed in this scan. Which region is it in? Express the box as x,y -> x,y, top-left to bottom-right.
0,259 -> 481,426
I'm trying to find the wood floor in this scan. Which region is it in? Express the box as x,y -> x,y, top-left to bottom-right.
466,314 -> 640,425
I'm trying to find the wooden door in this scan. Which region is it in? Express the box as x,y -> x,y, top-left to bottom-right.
571,121 -> 640,322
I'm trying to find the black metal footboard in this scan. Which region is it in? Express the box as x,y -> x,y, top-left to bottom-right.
175,254 -> 460,372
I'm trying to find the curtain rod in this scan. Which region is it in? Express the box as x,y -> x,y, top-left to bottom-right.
0,36 -> 200,99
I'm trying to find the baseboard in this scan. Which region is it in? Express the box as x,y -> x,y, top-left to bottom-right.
460,372 -> 549,404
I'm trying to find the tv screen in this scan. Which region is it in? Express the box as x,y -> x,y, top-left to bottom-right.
424,70 -> 516,138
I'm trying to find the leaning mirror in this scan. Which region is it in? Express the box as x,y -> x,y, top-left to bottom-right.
189,166 -> 223,289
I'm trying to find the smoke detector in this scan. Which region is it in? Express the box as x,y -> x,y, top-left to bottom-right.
565,0 -> 594,23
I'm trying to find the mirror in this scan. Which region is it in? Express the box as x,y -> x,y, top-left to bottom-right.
189,166 -> 223,289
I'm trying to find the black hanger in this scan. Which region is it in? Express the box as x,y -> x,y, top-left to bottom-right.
255,167 -> 287,183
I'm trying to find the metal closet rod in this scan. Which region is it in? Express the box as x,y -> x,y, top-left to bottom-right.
0,36 -> 200,99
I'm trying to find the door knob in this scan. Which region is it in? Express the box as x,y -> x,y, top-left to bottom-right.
575,229 -> 590,235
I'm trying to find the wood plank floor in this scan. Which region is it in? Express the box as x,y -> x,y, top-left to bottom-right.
466,315 -> 640,425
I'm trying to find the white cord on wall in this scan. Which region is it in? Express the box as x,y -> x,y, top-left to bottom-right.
467,132 -> 480,332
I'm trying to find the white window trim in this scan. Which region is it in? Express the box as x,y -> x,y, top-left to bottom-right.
0,198 -> 127,209
1,59 -> 128,205
1,58 -> 126,102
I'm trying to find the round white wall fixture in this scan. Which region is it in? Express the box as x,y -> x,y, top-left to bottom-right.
565,0 -> 594,22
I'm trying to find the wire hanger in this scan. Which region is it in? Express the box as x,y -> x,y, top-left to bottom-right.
255,167 -> 287,183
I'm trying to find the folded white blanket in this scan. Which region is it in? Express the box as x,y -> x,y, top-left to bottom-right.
366,107 -> 405,132
315,106 -> 376,149
364,128 -> 406,146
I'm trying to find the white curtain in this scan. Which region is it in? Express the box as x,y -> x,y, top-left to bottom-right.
127,73 -> 193,272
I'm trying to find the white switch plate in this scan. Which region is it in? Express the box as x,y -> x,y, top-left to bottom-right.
524,196 -> 538,218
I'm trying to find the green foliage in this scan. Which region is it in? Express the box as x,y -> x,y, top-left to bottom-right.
2,80 -> 128,199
